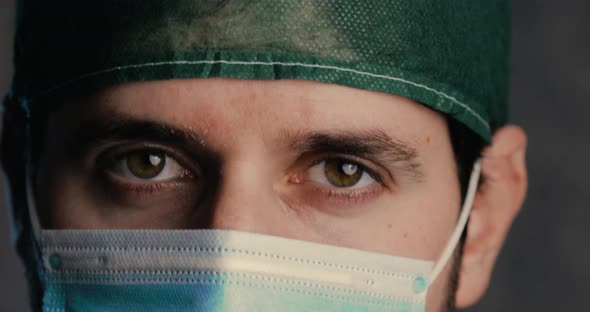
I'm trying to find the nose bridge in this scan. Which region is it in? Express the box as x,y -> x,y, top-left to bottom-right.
208,157 -> 285,236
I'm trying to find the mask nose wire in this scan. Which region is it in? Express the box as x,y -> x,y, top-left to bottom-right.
428,159 -> 482,284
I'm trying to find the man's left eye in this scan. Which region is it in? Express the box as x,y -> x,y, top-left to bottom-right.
308,158 -> 377,189
110,149 -> 188,181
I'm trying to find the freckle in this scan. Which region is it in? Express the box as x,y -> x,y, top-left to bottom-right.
387,224 -> 392,229
403,232 -> 408,238
426,136 -> 431,143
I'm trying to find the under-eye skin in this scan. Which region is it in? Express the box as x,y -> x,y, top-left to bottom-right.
87,144 -> 204,226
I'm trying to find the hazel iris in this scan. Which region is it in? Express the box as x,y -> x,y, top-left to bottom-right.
126,150 -> 166,179
324,159 -> 363,187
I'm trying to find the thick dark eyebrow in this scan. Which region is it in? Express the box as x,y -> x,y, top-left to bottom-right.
66,115 -> 215,161
285,129 -> 422,179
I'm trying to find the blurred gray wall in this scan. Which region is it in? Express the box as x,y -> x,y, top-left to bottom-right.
1,0 -> 30,311
1,1 -> 588,311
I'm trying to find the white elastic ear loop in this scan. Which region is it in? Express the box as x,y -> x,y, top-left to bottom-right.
24,117 -> 42,243
428,159 -> 482,284
25,165 -> 42,243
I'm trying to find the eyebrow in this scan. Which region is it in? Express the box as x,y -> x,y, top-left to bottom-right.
67,115 -> 213,161
69,114 -> 422,178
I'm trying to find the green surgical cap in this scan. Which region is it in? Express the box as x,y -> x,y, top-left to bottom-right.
10,0 -> 510,142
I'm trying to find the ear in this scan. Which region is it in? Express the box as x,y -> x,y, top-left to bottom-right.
455,125 -> 528,308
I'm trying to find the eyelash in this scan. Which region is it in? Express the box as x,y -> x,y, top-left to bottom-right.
312,186 -> 383,204
106,175 -> 187,195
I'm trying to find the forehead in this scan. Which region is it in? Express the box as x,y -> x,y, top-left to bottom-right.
78,78 -> 449,146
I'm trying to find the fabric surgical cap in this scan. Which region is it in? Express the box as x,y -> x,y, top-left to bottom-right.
9,0 -> 510,142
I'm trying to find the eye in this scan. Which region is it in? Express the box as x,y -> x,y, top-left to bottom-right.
308,158 -> 377,189
109,149 -> 189,181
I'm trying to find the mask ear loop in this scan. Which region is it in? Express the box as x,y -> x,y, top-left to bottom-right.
428,159 -> 482,284
26,160 -> 42,244
21,96 -> 42,244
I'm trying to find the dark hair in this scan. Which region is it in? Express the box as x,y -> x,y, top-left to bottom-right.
447,116 -> 486,200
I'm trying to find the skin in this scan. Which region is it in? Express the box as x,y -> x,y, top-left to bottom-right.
35,78 -> 528,310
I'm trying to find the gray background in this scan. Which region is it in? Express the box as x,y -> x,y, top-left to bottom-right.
1,0 -> 588,310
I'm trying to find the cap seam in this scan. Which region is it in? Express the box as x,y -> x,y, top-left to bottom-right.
40,59 -> 491,134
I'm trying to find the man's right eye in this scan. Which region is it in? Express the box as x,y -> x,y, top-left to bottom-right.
107,149 -> 192,182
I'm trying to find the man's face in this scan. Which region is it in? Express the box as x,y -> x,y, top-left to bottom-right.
36,78 -> 464,310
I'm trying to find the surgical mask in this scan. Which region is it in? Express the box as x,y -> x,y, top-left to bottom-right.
29,160 -> 481,311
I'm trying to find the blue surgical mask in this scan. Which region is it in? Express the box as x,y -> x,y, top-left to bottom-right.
30,161 -> 481,312
41,230 -> 431,311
